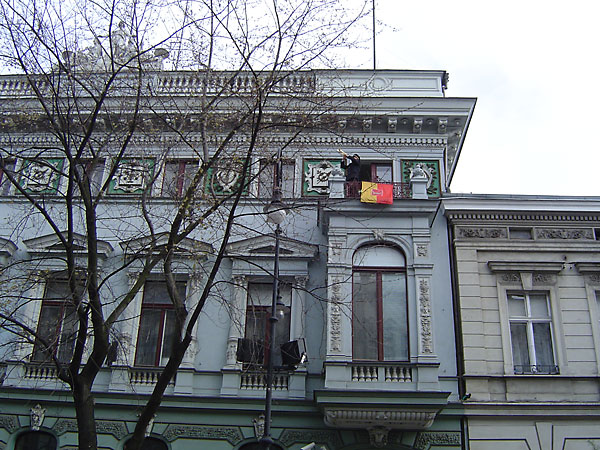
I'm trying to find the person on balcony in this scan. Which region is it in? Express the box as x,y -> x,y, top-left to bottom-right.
341,153 -> 361,182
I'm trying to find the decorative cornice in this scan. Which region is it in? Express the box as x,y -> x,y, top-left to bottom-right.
447,211 -> 600,223
0,132 -> 447,149
488,261 -> 564,274
323,408 -> 436,430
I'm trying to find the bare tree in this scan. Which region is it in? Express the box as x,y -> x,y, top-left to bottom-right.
0,0 -> 369,449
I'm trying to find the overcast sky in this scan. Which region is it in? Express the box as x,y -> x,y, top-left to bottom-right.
360,0 -> 600,196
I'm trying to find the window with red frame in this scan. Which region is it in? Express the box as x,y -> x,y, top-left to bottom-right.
134,280 -> 186,367
161,160 -> 198,198
352,245 -> 408,361
243,282 -> 291,366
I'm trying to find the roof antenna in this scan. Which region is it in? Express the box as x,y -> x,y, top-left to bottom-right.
372,0 -> 376,70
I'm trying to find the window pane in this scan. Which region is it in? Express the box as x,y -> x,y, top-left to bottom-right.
382,272 -> 408,360
32,305 -> 61,362
533,322 -> 555,367
135,309 -> 162,366
529,294 -> 549,318
0,160 -> 16,195
373,164 -> 392,183
352,272 -> 378,360
162,161 -> 181,197
258,161 -> 275,199
282,162 -> 295,198
143,280 -> 186,305
508,294 -> 526,317
510,322 -> 530,368
353,246 -> 405,267
160,310 -> 177,365
57,305 -> 78,363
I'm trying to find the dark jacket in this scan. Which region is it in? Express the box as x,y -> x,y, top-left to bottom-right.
341,157 -> 361,181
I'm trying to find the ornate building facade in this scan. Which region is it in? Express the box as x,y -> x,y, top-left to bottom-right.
0,67 -> 475,449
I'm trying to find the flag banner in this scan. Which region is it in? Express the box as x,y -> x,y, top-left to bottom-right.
360,182 -> 393,204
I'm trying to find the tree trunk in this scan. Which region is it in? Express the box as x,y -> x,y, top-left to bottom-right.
73,378 -> 98,450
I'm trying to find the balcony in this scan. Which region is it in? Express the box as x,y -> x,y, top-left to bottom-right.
514,364 -> 559,375
344,181 -> 410,200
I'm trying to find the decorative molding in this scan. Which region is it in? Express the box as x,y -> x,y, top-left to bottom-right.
226,234 -> 318,260
95,421 -> 128,439
0,415 -> 18,432
30,404 -> 45,431
418,278 -> 433,354
456,227 -> 507,239
163,424 -> 243,444
414,431 -> 461,449
324,409 -> 436,430
368,426 -> 390,448
536,228 -> 594,240
53,418 -> 78,435
0,133 -> 447,150
253,414 -> 265,439
447,212 -> 600,223
416,244 -> 428,257
279,429 -> 343,449
488,261 -> 563,274
499,273 -> 521,284
329,278 -> 343,353
533,273 -> 556,285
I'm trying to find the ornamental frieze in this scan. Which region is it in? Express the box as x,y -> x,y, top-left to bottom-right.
457,227 -> 507,239
53,418 -> 78,435
414,431 -> 461,449
162,424 -> 243,444
0,415 -> 18,433
535,228 -> 593,240
95,420 -> 128,439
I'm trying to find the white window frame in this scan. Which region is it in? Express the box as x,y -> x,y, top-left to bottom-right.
491,262 -> 567,376
507,291 -> 558,374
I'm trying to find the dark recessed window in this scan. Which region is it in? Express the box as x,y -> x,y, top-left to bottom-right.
15,431 -> 57,450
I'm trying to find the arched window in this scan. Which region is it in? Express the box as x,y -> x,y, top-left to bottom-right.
15,431 -> 57,450
352,245 -> 408,361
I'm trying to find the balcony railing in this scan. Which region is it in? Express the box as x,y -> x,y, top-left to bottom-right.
129,367 -> 176,385
344,181 -> 411,200
351,363 -> 413,383
513,364 -> 559,375
240,371 -> 289,390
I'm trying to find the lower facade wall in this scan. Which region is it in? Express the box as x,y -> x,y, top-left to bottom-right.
0,392 -> 463,450
467,417 -> 600,450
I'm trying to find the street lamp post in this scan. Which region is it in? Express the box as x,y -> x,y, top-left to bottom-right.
260,153 -> 286,449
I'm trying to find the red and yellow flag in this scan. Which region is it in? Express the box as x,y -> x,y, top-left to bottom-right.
360,182 -> 393,204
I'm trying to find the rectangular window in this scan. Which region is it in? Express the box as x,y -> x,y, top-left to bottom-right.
356,161 -> 393,183
134,280 -> 186,367
31,279 -> 83,364
75,160 -> 104,196
258,159 -> 295,198
0,159 -> 16,195
161,160 -> 198,198
508,292 -> 558,374
243,282 -> 291,366
352,270 -> 408,361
